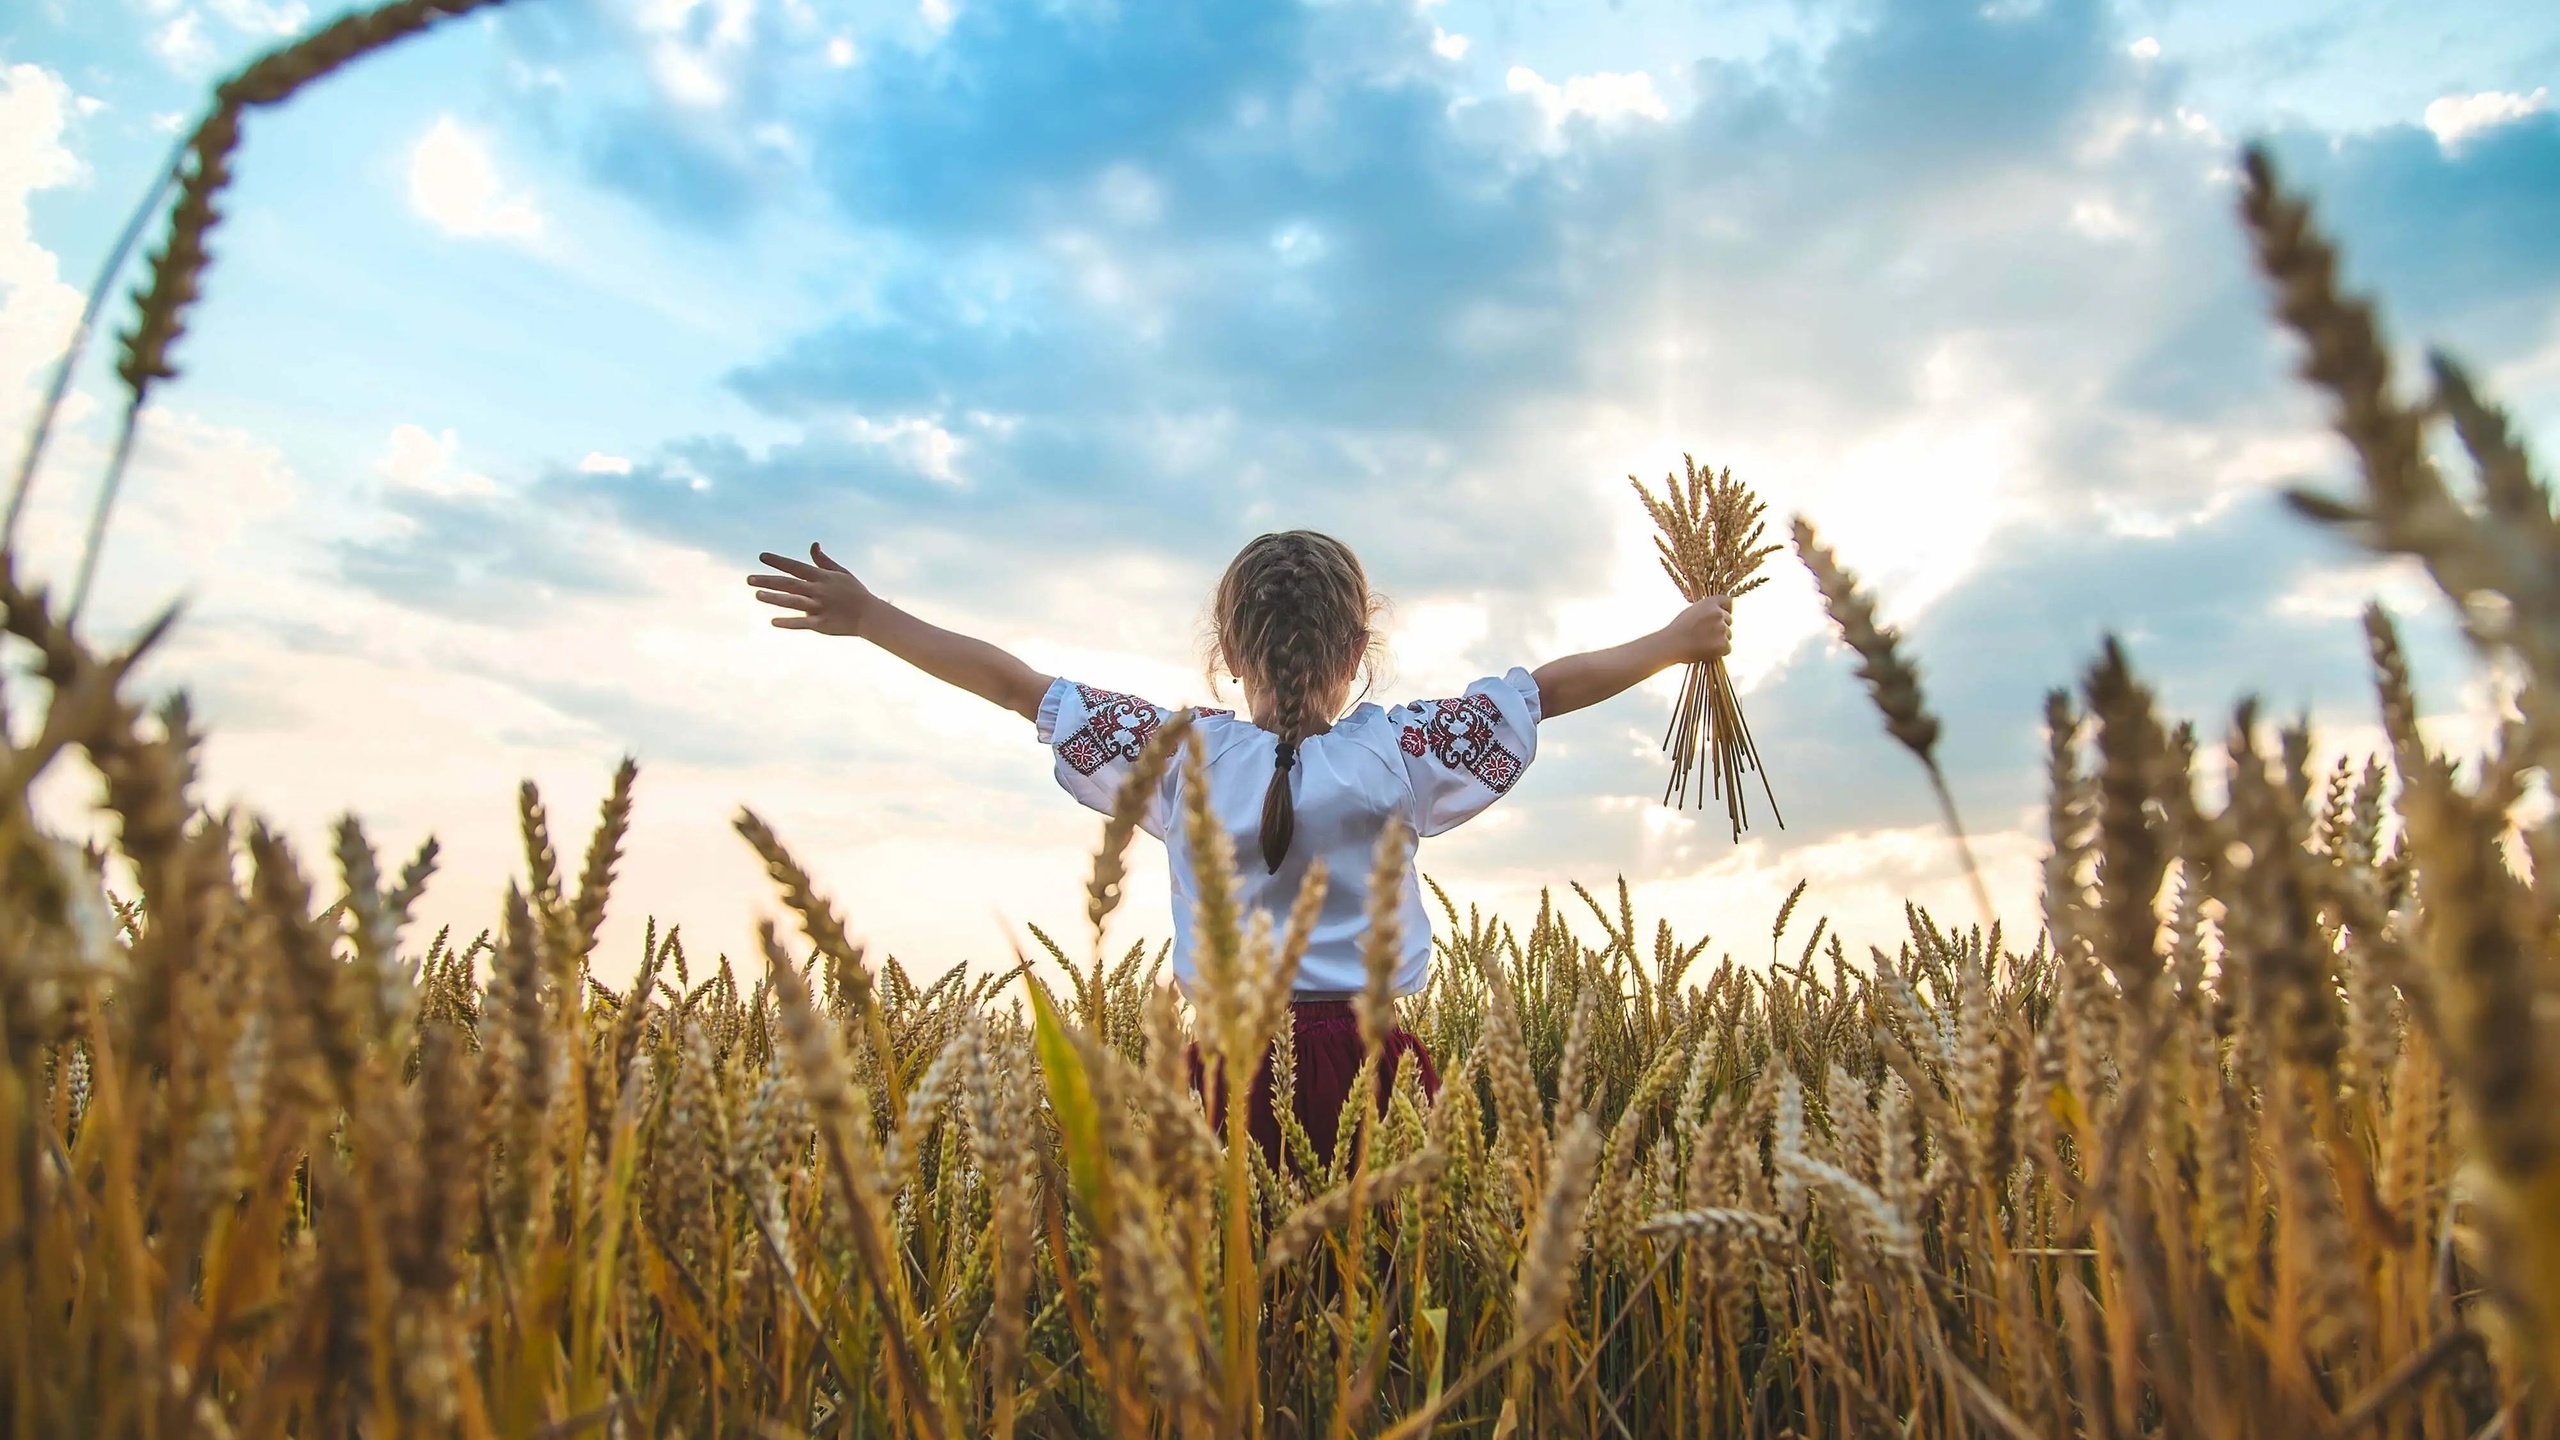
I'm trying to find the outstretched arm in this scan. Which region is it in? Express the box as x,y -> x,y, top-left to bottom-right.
1531,594 -> 1731,721
749,544 -> 1054,721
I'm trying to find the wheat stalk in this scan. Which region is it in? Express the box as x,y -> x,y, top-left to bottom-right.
1,134 -> 190,555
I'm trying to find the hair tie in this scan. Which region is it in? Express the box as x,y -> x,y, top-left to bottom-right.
1275,738 -> 1298,772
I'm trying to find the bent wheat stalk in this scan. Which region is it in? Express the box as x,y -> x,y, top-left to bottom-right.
69,0 -> 521,626
1792,515 -> 1994,926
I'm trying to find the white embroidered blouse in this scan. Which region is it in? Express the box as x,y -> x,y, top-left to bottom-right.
1034,669 -> 1542,997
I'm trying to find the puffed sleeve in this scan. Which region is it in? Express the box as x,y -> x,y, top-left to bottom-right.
1037,678 -> 1179,835
1385,668 -> 1542,836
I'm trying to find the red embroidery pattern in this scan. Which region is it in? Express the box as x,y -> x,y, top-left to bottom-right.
1400,694 -> 1522,794
1193,708 -> 1233,720
1058,685 -> 1163,776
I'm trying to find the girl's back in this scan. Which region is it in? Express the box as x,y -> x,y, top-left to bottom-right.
1038,667 -> 1542,997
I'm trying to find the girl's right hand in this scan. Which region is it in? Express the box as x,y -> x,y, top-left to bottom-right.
750,544 -> 874,635
1667,594 -> 1733,664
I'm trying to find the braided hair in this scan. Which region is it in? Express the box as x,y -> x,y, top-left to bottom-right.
1209,532 -> 1382,873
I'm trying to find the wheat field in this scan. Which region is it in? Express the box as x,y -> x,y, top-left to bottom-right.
6,5 -> 2560,1438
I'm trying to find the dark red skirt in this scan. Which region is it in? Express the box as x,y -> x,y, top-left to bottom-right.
1188,1001 -> 1441,1166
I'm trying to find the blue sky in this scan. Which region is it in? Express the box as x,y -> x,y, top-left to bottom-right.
2,0 -> 2554,976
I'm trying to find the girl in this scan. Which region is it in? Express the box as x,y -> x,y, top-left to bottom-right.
747,532 -> 1731,1158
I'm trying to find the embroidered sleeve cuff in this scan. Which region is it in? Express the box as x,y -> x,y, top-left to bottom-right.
1034,676 -> 1080,744
1500,666 -> 1543,726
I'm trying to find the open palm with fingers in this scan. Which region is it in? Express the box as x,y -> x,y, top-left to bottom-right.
749,544 -> 874,635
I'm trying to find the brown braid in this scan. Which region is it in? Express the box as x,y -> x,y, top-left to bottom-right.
1209,532 -> 1382,873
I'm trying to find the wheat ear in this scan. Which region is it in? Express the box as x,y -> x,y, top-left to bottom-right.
1792,515 -> 1993,925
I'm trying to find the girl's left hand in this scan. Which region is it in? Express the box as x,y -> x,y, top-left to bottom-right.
1667,594 -> 1733,664
749,543 -> 874,635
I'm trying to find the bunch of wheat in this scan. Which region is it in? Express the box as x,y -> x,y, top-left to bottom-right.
1632,456 -> 1783,839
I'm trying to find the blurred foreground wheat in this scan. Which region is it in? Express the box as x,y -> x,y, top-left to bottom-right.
2,9 -> 2557,1429
2,562 -> 2541,1437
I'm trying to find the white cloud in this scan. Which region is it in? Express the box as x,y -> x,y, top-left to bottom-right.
2067,196 -> 2136,241
1505,66 -> 1670,127
2128,36 -> 2161,60
654,48 -> 729,106
0,64 -> 86,427
128,407 -> 300,557
751,122 -> 805,161
826,35 -> 857,67
1387,599 -> 1490,690
1271,220 -> 1325,265
637,0 -> 753,45
207,0 -> 311,35
921,0 -> 957,33
627,0 -> 760,106
379,423 -> 497,499
0,65 -> 83,260
579,451 -> 635,475
407,117 -> 545,241
1432,28 -> 1470,61
2423,87 -> 2550,150
150,14 -> 215,71
2274,554 -> 2444,624
841,414 -> 964,485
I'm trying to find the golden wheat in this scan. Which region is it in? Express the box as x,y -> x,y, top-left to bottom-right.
3,24 -> 2556,1436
